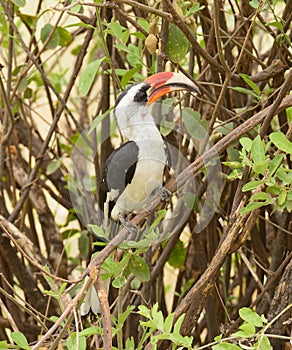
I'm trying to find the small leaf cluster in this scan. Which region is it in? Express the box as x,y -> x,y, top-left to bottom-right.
134,303 -> 193,350
88,210 -> 167,288
233,74 -> 263,103
213,307 -> 270,350
224,132 -> 292,214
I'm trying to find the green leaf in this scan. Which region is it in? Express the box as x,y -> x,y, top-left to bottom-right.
278,189 -> 287,206
137,304 -> 151,318
239,322 -> 256,334
184,3 -> 205,16
18,76 -> 29,92
67,333 -> 86,350
11,0 -> 26,6
43,290 -> 59,298
270,131 -> 292,154
266,184 -> 281,195
182,109 -> 207,140
255,335 -> 271,350
160,119 -> 175,136
232,330 -> 251,338
213,343 -> 241,350
148,209 -> 166,233
250,192 -> 269,201
125,337 -> 136,350
253,161 -> 268,175
167,239 -> 186,269
249,0 -> 259,8
164,313 -> 175,333
151,307 -> 164,331
129,255 -> 150,282
117,305 -> 135,326
239,73 -> 261,96
78,57 -> 105,96
222,161 -> 243,169
87,224 -> 108,240
40,24 -> 60,49
137,18 -> 149,32
88,109 -> 112,134
251,135 -> 266,164
268,154 -> 284,176
11,332 -> 30,350
80,326 -> 101,336
56,26 -> 72,47
46,158 -> 63,175
173,314 -> 185,335
112,275 -> 126,288
214,334 -> 223,342
240,200 -> 271,214
106,21 -> 129,44
0,340 -> 8,349
121,65 -> 142,87
276,169 -> 292,184
239,307 -> 263,327
232,86 -> 259,99
240,137 -> 252,152
242,180 -> 264,192
232,322 -> 255,338
78,230 -> 89,260
166,24 -> 190,63
266,21 -> 283,31
125,43 -> 143,67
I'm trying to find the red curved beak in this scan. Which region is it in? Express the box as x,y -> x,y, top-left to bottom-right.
145,72 -> 200,105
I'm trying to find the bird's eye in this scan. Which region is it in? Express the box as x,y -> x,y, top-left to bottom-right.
134,84 -> 150,103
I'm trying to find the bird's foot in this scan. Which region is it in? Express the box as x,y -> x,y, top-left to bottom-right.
155,186 -> 172,202
118,214 -> 138,236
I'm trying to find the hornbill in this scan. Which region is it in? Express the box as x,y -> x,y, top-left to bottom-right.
100,71 -> 199,227
81,72 -> 199,315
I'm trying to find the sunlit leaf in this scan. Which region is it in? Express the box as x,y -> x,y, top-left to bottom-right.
46,158 -> 62,175
11,0 -> 26,7
11,332 -> 30,350
239,137 -> 252,152
57,26 -> 72,46
239,307 -> 263,327
213,343 -> 241,350
266,21 -> 283,31
79,57 -> 105,95
249,0 -> 259,8
268,154 -> 284,176
270,131 -> 292,154
278,189 -> 287,206
240,201 -> 271,214
112,275 -> 127,288
251,135 -> 265,163
232,86 -> 259,99
239,73 -> 260,96
242,180 -> 264,192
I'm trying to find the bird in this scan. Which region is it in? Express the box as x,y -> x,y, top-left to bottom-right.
81,71 -> 199,315
99,71 -> 199,229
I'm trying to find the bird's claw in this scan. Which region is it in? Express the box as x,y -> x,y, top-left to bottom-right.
118,214 -> 138,236
155,187 -> 172,202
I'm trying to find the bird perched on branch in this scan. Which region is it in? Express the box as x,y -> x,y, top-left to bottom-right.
100,71 -> 199,228
81,72 -> 199,315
